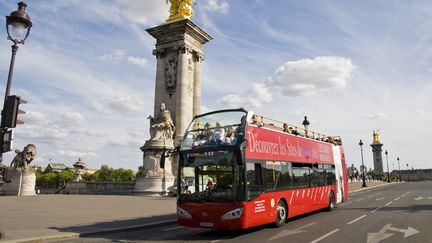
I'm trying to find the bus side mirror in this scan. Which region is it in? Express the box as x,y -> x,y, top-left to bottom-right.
237,140 -> 248,165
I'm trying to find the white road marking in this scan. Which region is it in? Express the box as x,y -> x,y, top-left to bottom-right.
394,197 -> 400,201
376,197 -> 385,201
310,229 -> 340,243
371,206 -> 382,213
356,197 -> 365,202
268,222 -> 317,241
162,225 -> 186,231
385,201 -> 393,206
401,192 -> 410,197
347,214 -> 367,225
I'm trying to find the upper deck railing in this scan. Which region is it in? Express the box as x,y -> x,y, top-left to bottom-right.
251,113 -> 342,146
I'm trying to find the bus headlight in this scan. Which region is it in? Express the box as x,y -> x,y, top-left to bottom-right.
177,207 -> 192,219
221,208 -> 243,220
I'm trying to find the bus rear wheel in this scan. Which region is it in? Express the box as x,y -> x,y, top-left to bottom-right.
327,192 -> 335,211
274,200 -> 287,227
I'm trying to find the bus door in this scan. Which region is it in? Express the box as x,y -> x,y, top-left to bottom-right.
332,146 -> 344,203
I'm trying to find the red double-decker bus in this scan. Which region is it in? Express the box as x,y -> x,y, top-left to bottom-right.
176,109 -> 348,230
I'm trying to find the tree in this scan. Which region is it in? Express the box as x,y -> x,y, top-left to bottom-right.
82,165 -> 136,182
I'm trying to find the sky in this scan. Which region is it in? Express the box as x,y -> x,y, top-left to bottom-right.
0,0 -> 430,171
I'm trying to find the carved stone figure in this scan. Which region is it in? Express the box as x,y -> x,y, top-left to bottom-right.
372,130 -> 380,144
165,0 -> 194,22
148,103 -> 176,141
165,55 -> 177,96
143,151 -> 162,177
10,144 -> 36,171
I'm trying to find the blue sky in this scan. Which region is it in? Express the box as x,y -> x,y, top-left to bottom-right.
0,0 -> 430,171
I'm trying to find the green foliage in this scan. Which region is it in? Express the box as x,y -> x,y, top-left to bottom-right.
36,169 -> 76,189
36,165 -> 136,188
83,165 -> 136,182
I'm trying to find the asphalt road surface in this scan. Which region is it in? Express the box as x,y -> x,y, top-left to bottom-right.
59,181 -> 432,243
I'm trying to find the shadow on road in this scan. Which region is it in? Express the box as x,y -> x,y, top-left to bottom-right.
48,214 -> 176,236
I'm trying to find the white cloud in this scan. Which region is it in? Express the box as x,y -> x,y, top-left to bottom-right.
205,0 -> 230,14
98,49 -> 125,63
90,96 -> 146,114
415,109 -> 424,115
128,56 -> 148,68
59,112 -> 86,125
364,112 -> 387,120
219,56 -> 354,109
269,56 -> 354,97
117,0 -> 167,25
219,83 -> 272,109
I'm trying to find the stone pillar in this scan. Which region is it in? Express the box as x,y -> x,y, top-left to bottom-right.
146,19 -> 212,145
0,169 -> 36,196
371,142 -> 384,180
135,20 -> 211,195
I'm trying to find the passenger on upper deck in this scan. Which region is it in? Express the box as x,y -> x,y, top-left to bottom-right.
213,122 -> 226,145
225,126 -> 236,144
283,123 -> 290,133
251,114 -> 263,127
202,122 -> 214,140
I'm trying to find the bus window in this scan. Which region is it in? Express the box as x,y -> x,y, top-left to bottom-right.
246,162 -> 265,200
292,163 -> 311,188
326,165 -> 336,185
264,162 -> 281,191
276,162 -> 292,189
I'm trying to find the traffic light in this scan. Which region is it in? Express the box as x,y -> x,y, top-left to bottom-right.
1,95 -> 26,129
1,129 -> 14,152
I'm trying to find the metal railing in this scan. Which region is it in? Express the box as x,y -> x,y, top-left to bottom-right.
251,114 -> 342,145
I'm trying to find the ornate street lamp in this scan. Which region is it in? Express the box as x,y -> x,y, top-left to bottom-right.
302,116 -> 310,137
4,2 -> 32,96
397,157 -> 401,182
0,2 -> 32,162
385,150 -> 390,183
359,139 -> 367,187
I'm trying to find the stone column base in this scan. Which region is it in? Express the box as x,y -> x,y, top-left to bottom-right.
133,175 -> 175,196
0,170 -> 36,196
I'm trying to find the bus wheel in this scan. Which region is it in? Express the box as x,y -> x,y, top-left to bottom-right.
274,200 -> 287,227
327,192 -> 335,211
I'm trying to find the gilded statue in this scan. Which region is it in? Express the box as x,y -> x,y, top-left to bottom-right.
165,0 -> 194,23
372,130 -> 380,144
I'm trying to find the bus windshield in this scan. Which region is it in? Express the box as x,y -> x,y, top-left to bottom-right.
178,150 -> 244,202
180,110 -> 247,150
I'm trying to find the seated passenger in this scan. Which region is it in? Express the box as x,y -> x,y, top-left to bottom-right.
251,114 -> 263,127
225,126 -> 236,144
213,122 -> 226,145
289,127 -> 300,135
283,123 -> 290,133
202,122 -> 214,140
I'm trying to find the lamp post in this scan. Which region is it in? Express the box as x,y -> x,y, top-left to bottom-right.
359,139 -> 367,187
302,116 -> 310,138
0,2 -> 32,163
385,150 -> 390,183
397,157 -> 401,182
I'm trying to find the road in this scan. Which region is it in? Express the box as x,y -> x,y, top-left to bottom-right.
59,181 -> 432,243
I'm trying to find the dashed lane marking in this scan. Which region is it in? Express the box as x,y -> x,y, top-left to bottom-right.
371,206 -> 382,213
310,229 -> 340,243
162,225 -> 186,231
347,214 -> 367,225
385,201 -> 393,206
